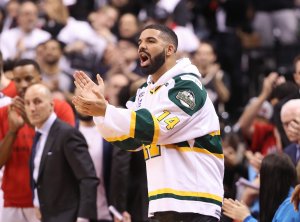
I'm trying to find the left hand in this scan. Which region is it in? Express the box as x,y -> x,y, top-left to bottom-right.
72,70 -> 107,116
222,198 -> 251,221
73,70 -> 105,99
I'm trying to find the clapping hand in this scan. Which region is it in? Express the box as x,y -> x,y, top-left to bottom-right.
8,96 -> 29,131
222,198 -> 251,222
72,70 -> 107,116
291,184 -> 300,211
8,105 -> 25,133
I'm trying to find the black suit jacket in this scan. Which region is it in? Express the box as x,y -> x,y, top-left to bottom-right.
284,143 -> 299,166
31,119 -> 98,222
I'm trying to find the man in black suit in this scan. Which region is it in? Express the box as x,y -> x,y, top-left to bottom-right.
24,83 -> 98,222
281,99 -> 300,166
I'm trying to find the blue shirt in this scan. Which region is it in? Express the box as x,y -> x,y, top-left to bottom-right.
244,188 -> 300,222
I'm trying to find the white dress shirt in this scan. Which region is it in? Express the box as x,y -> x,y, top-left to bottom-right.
79,125 -> 112,221
33,112 -> 57,208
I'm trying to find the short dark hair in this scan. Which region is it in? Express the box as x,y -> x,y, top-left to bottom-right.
43,38 -> 65,51
141,24 -> 178,52
269,81 -> 299,101
14,59 -> 41,74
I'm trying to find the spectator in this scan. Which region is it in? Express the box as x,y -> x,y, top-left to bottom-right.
1,0 -> 19,32
270,81 -> 300,149
0,50 -> 10,221
0,1 -> 51,60
57,6 -> 110,75
222,132 -> 248,200
88,5 -> 119,43
105,39 -> 144,81
39,39 -> 73,95
237,72 -> 284,155
192,41 -> 231,114
0,51 -> 12,107
223,153 -> 300,222
0,59 -> 75,222
39,0 -> 69,38
281,99 -> 300,166
24,83 -> 98,222
117,13 -> 140,40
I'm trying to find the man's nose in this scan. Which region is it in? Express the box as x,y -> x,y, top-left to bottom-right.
29,102 -> 36,112
20,80 -> 29,89
138,42 -> 146,52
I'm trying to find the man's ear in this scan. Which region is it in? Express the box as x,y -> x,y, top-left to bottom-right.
50,100 -> 54,111
166,44 -> 175,56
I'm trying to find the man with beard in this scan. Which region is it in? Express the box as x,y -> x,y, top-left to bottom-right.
73,24 -> 224,222
40,39 -> 73,94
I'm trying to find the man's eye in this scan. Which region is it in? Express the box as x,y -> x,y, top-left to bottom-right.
34,101 -> 41,105
25,76 -> 34,82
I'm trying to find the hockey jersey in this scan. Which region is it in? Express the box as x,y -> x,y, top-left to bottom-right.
94,58 -> 224,219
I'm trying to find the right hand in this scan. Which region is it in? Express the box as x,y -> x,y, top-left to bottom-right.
285,117 -> 300,143
222,198 -> 251,221
291,184 -> 300,211
261,72 -> 278,97
8,105 -> 25,133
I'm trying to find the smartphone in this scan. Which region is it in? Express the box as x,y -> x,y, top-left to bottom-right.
108,205 -> 123,221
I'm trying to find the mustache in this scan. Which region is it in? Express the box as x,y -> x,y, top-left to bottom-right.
138,48 -> 150,56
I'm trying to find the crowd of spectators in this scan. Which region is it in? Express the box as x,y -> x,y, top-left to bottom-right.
1,0 -> 300,222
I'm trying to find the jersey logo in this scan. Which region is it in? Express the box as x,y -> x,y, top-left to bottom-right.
137,92 -> 145,108
176,90 -> 195,110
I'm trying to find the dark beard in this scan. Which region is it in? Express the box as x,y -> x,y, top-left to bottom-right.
77,113 -> 93,122
45,57 -> 59,66
141,50 -> 165,75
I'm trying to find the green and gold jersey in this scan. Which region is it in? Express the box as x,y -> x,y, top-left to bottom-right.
94,58 -> 224,219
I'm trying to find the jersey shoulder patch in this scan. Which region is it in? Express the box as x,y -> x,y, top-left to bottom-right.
168,74 -> 207,116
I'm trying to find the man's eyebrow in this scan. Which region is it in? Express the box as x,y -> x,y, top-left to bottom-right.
146,37 -> 157,41
138,36 -> 158,42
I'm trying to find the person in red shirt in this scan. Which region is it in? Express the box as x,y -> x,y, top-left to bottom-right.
0,59 -> 75,222
1,81 -> 17,98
